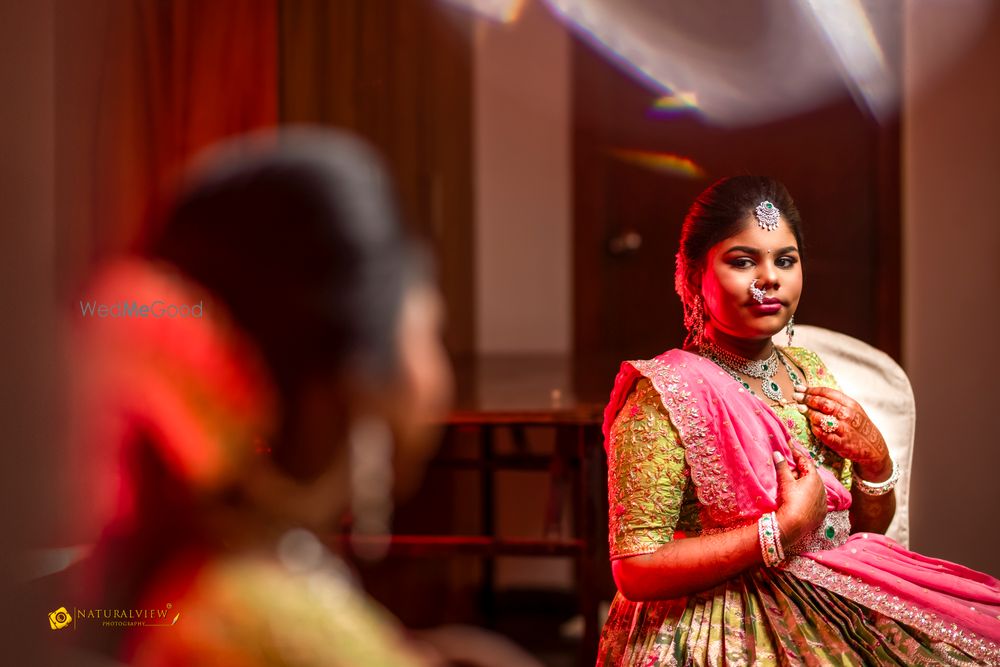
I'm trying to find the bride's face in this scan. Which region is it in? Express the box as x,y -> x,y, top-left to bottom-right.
699,218 -> 802,342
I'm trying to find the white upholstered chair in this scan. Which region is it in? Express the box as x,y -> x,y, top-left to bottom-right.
791,325 -> 915,547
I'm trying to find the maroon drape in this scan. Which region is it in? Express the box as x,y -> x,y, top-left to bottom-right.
57,0 -> 278,299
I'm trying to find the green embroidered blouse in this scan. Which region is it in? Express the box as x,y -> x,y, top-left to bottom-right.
607,346 -> 852,560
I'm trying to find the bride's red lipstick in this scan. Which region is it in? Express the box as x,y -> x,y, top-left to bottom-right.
749,298 -> 782,315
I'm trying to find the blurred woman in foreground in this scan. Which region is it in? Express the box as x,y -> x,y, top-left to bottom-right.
72,130 -> 455,665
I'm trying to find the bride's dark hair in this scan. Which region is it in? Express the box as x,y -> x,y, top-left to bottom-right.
674,175 -> 804,337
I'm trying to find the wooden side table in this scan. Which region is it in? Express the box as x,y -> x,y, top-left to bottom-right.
349,354 -> 610,665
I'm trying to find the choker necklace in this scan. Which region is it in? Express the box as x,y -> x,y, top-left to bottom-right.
701,340 -> 785,402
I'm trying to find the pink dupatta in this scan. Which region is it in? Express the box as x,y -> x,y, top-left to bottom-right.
604,349 -> 1000,664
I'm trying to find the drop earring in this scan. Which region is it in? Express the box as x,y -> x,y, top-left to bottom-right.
684,294 -> 706,349
349,417 -> 393,561
786,315 -> 795,347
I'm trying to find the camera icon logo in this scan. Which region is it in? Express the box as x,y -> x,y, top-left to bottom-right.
48,607 -> 73,630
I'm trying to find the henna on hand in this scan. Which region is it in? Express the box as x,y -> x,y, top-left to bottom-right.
790,386 -> 895,533
801,387 -> 889,471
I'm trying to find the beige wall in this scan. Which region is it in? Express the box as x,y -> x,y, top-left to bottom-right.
473,1 -> 575,589
903,3 -> 1000,574
474,0 -> 571,355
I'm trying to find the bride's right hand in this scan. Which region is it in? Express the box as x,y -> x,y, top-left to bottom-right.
773,447 -> 827,547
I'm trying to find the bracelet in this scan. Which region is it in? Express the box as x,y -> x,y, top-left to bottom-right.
852,456 -> 899,496
771,512 -> 785,562
757,511 -> 784,566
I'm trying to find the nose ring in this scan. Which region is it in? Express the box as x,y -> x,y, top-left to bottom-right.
749,279 -> 767,304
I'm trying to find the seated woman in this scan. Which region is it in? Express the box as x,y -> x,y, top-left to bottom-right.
597,176 -> 1000,665
71,130 -> 454,665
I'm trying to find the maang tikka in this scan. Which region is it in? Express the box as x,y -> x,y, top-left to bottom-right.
755,200 -> 780,231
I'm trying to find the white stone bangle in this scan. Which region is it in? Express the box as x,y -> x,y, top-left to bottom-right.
758,512 -> 783,566
770,511 -> 785,562
853,457 -> 899,496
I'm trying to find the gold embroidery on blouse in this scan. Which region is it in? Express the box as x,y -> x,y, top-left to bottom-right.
631,358 -> 742,524
607,378 -> 690,560
607,348 -> 854,561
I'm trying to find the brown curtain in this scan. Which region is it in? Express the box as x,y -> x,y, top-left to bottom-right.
58,0 -> 475,350
53,0 -> 278,547
279,0 -> 476,354
56,0 -> 279,298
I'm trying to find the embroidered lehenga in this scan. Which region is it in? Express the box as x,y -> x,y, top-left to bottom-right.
597,347 -> 1000,666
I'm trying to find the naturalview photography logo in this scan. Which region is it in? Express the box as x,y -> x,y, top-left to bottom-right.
78,299 -> 205,319
48,607 -> 72,630
48,604 -> 180,630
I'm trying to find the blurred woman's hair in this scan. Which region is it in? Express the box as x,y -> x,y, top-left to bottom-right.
148,130 -> 428,480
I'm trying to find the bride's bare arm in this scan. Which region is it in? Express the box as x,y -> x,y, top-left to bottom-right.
613,448 -> 827,602
848,458 -> 896,534
613,522 -> 769,601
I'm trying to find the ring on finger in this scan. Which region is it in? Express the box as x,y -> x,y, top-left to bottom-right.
819,415 -> 839,434
811,397 -> 835,415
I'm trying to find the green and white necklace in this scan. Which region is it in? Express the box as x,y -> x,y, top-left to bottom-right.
702,341 -> 801,403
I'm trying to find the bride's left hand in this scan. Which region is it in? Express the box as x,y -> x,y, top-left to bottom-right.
793,385 -> 891,480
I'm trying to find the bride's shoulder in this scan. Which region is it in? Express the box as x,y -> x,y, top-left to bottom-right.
780,345 -> 825,366
610,349 -> 698,394
621,348 -> 703,373
625,348 -> 722,382
780,345 -> 837,385
649,347 -> 701,365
